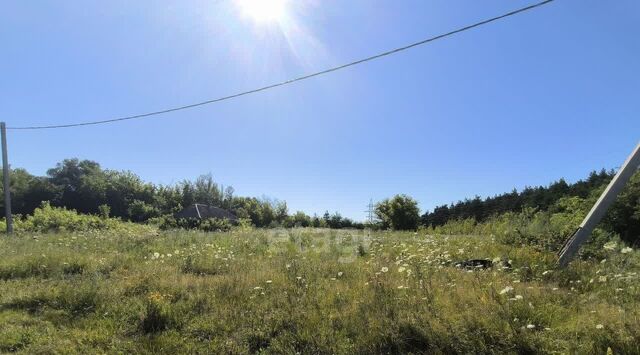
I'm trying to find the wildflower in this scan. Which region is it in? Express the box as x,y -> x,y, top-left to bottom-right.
337,271 -> 343,277
542,270 -> 551,276
398,267 -> 406,273
266,280 -> 273,284
381,267 -> 389,273
515,295 -> 523,300
596,324 -> 604,329
526,324 -> 536,329
599,276 -> 607,283
603,242 -> 617,251
152,252 -> 160,260
621,247 -> 633,254
499,286 -> 514,295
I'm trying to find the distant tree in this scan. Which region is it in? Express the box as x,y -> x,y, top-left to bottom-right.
375,194 -> 420,230
291,211 -> 311,227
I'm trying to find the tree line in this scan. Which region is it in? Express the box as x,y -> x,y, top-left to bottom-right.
2,159 -> 638,241
421,169 -> 640,245
0,158 -> 363,229
421,169 -> 616,227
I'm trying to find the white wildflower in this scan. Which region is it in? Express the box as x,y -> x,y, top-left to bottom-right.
596,324 -> 604,329
526,324 -> 536,329
398,267 -> 406,273
621,247 -> 633,254
499,286 -> 514,295
381,267 -> 389,273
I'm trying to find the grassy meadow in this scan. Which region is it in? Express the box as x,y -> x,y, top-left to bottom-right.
0,228 -> 638,354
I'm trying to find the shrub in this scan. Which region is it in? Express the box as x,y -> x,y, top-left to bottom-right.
0,202 -> 154,234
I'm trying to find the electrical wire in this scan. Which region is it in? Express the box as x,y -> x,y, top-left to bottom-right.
8,0 -> 555,130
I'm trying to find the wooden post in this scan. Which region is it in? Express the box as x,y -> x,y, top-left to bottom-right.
1,122 -> 13,234
558,141 -> 640,267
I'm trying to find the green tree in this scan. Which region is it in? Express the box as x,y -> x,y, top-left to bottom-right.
375,194 -> 420,230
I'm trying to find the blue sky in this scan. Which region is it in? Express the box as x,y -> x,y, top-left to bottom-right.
1,0 -> 639,220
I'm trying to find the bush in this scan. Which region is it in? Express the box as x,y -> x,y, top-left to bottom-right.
0,202 -> 153,234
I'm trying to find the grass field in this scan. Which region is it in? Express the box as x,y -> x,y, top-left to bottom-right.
0,228 -> 638,354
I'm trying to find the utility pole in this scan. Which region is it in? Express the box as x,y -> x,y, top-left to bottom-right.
558,141 -> 640,267
1,122 -> 13,234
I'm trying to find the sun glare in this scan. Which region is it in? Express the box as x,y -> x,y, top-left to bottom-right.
237,0 -> 289,24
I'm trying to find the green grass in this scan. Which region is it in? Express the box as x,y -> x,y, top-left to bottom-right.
0,228 -> 638,354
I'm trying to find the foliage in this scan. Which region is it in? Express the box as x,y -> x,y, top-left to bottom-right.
422,170 -> 640,246
0,159 -> 352,229
425,195 -> 620,260
0,202 -> 153,234
0,229 -> 638,353
375,194 -> 420,230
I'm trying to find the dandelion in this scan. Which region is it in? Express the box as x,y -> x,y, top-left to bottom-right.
621,247 -> 633,254
381,267 -> 389,273
499,286 -> 514,295
596,324 -> 604,329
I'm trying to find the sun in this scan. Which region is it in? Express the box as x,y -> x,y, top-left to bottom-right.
236,0 -> 289,24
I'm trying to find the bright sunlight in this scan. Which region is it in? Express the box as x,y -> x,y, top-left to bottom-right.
236,0 -> 289,24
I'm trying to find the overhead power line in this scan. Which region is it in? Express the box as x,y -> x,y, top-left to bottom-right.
9,0 -> 554,130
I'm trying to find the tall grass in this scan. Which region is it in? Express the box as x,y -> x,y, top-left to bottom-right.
0,228 -> 638,353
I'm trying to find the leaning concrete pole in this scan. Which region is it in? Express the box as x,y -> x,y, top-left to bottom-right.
1,122 -> 13,234
558,141 -> 640,267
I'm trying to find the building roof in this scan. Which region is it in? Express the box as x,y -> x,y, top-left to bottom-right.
174,204 -> 238,221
